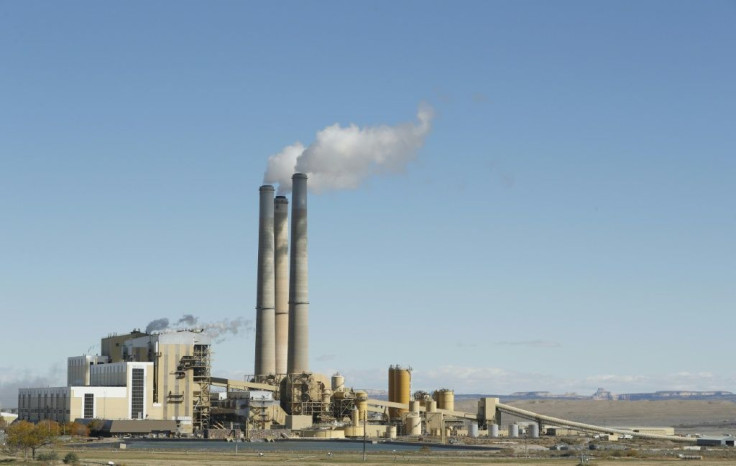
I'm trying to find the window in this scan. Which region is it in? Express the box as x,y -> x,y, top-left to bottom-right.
84,393 -> 94,419
131,368 -> 144,419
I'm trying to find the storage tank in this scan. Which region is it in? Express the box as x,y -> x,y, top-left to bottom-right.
489,424 -> 499,438
529,423 -> 539,438
434,389 -> 454,412
396,368 -> 411,412
331,373 -> 345,392
509,423 -> 519,438
388,366 -> 396,417
386,425 -> 397,439
405,412 -> 421,436
356,391 -> 368,422
469,423 -> 479,438
409,400 -> 421,413
426,400 -> 437,413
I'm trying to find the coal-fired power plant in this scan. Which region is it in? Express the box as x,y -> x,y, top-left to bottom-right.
254,173 -> 309,380
16,170 -> 698,444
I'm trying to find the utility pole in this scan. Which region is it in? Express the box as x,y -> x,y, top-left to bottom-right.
362,413 -> 367,461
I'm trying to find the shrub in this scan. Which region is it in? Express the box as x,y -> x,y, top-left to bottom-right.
36,451 -> 59,461
63,452 -> 80,464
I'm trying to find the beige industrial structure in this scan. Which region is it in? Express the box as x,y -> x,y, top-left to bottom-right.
19,330 -> 211,435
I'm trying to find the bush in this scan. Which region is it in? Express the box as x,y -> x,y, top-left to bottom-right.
36,451 -> 59,461
63,452 -> 80,464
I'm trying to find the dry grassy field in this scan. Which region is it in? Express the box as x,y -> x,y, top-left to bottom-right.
3,448 -> 736,466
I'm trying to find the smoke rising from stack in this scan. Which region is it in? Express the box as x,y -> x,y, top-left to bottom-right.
144,315 -> 253,341
145,318 -> 170,334
264,104 -> 434,193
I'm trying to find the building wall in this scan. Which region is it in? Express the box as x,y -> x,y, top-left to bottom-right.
101,331 -> 146,363
90,361 -> 127,386
68,355 -> 110,386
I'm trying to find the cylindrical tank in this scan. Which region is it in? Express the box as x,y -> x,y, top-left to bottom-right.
469,423 -> 479,438
386,425 -> 397,439
356,391 -> 368,422
529,423 -> 539,438
509,423 -> 519,438
409,400 -> 421,413
434,389 -> 454,412
331,373 -> 345,392
405,413 -> 421,436
273,195 -> 289,376
426,400 -> 437,413
287,173 -> 309,374
396,368 -> 411,415
388,366 -> 396,418
490,424 -> 499,438
351,406 -> 359,425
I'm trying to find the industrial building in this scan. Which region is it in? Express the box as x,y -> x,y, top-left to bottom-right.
16,173 -> 701,444
18,330 -> 211,435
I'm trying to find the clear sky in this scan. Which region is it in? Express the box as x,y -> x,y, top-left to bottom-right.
1,1 -> 734,408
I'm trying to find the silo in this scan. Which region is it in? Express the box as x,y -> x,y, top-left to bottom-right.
529,423 -> 540,438
434,389 -> 454,412
388,366 -> 396,417
426,399 -> 437,413
254,185 -> 276,377
395,367 -> 411,416
509,423 -> 519,438
469,423 -> 479,438
273,195 -> 289,375
489,424 -> 499,438
287,173 -> 309,374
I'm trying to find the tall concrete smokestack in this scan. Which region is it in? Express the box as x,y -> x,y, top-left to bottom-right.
287,173 -> 309,374
273,195 -> 289,375
255,185 -> 276,377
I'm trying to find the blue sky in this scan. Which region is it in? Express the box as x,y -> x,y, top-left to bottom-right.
1,1 -> 734,408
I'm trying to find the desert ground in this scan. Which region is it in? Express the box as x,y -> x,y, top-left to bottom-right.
453,398 -> 736,436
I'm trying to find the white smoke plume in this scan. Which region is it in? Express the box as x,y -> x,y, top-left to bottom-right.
144,315 -> 253,342
200,317 -> 254,342
264,104 -> 434,193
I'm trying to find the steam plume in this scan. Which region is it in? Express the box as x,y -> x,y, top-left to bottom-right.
264,104 -> 434,193
201,316 -> 254,342
145,318 -> 170,334
144,315 -> 253,342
